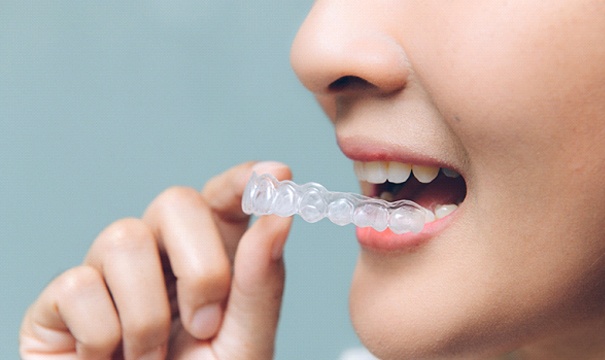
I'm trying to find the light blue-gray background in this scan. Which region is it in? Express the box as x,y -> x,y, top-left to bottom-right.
1,1 -> 363,358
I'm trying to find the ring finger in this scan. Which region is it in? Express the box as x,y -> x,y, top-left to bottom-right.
84,218 -> 171,359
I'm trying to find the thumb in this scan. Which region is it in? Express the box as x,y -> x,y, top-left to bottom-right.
213,214 -> 292,359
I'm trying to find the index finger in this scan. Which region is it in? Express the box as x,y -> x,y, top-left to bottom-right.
201,161 -> 292,259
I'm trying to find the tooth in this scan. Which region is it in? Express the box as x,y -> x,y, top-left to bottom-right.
354,161 -> 365,181
412,165 -> 440,183
434,204 -> 458,219
387,162 -> 412,183
379,191 -> 394,201
442,168 -> 460,178
424,210 -> 436,223
365,161 -> 388,184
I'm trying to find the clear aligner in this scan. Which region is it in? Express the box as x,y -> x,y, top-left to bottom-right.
242,173 -> 434,234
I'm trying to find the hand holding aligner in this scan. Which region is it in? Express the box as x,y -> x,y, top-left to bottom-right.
242,173 -> 430,234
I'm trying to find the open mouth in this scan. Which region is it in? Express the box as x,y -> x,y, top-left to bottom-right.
354,161 -> 467,221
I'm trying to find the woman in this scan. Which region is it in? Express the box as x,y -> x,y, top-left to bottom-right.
21,1 -> 605,358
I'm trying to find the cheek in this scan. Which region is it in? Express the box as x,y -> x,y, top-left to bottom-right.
406,0 -> 605,237
350,176 -> 605,359
404,0 -> 605,161
349,3 -> 605,356
437,0 -> 605,316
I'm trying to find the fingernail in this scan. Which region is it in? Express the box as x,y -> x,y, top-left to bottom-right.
252,161 -> 287,174
191,303 -> 222,339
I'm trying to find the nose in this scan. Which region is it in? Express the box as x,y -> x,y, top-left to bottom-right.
290,0 -> 409,96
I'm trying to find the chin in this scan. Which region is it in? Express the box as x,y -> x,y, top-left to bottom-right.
347,250 -> 528,360
349,301 -> 516,360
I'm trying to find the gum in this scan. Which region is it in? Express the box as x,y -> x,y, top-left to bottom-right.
242,173 -> 433,234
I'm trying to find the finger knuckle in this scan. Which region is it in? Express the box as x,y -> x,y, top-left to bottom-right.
47,268 -> 123,352
98,218 -> 155,254
187,258 -> 232,296
78,327 -> 122,355
154,186 -> 209,215
56,266 -> 104,297
121,311 -> 171,349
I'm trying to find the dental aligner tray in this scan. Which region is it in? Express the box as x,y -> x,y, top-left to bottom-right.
242,173 -> 434,234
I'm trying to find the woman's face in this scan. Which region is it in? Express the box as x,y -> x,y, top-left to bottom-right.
291,0 -> 605,358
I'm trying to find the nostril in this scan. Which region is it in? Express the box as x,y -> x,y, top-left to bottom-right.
329,76 -> 374,93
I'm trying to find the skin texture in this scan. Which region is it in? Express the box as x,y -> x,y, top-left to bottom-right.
291,0 -> 605,359
20,162 -> 293,360
20,1 -> 605,359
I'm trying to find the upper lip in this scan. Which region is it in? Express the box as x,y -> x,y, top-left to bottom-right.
336,134 -> 461,174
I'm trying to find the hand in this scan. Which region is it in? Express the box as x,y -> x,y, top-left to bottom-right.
20,161 -> 293,359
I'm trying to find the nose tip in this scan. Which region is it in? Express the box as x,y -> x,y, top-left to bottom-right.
290,6 -> 409,96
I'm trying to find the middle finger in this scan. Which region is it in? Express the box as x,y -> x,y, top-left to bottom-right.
143,186 -> 231,340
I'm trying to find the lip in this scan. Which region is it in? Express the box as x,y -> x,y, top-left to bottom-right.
337,135 -> 461,171
337,135 -> 463,252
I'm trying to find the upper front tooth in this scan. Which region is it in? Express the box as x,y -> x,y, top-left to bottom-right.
355,161 -> 440,184
364,161 -> 388,184
412,165 -> 440,183
354,161 -> 365,181
387,161 -> 411,183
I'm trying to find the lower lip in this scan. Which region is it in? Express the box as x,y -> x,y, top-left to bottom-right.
356,212 -> 456,252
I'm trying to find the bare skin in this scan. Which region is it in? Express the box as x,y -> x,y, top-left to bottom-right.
290,0 -> 605,359
21,1 -> 605,359
20,162 -> 292,359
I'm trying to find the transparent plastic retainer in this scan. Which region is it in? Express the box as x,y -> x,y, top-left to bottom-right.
242,173 -> 434,234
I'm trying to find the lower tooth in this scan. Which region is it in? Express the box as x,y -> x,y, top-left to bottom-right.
434,204 -> 458,219
425,210 -> 436,223
379,191 -> 394,201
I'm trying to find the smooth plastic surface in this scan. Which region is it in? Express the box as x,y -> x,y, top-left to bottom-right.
242,173 -> 433,234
